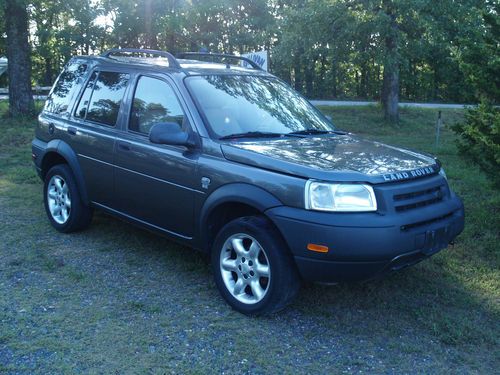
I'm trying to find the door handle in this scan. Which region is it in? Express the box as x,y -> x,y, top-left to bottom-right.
67,126 -> 77,135
118,142 -> 131,151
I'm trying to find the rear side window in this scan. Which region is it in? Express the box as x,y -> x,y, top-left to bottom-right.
74,71 -> 130,127
44,62 -> 88,115
75,71 -> 97,119
129,76 -> 186,134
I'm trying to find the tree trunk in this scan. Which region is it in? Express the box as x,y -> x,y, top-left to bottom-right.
433,65 -> 439,101
318,54 -> 327,96
5,0 -> 34,116
360,62 -> 368,98
330,59 -> 337,98
293,48 -> 303,92
44,57 -> 53,86
143,2 -> 158,49
304,60 -> 314,98
381,9 -> 399,124
383,65 -> 399,123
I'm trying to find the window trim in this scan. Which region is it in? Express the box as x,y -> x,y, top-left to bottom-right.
127,74 -> 190,137
73,69 -> 98,121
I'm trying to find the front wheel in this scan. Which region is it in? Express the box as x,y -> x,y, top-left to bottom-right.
211,216 -> 300,315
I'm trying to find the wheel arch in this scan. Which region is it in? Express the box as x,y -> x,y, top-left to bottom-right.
41,140 -> 90,205
198,183 -> 283,253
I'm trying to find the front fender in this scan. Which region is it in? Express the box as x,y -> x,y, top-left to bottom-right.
198,183 -> 283,250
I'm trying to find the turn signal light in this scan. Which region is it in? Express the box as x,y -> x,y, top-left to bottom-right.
307,243 -> 329,253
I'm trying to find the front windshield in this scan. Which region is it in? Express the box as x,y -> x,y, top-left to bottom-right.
185,75 -> 335,138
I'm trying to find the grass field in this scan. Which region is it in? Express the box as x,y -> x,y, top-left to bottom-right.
0,102 -> 499,373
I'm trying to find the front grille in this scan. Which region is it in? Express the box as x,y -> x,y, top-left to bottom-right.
393,185 -> 444,212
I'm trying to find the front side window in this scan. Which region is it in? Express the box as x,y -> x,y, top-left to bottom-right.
129,76 -> 186,134
185,75 -> 334,138
45,62 -> 88,115
74,71 -> 129,127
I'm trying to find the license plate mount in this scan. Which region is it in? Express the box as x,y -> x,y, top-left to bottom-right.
423,226 -> 449,255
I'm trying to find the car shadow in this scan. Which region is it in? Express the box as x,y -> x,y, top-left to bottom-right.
76,210 -> 498,368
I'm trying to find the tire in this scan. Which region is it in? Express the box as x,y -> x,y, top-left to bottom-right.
211,216 -> 300,316
43,164 -> 93,233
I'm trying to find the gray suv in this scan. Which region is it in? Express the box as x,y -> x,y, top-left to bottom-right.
32,49 -> 464,315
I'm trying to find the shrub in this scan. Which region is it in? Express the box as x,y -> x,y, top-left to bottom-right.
453,101 -> 500,187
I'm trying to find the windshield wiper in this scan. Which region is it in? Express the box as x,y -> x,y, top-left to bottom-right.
219,131 -> 286,140
287,129 -> 333,136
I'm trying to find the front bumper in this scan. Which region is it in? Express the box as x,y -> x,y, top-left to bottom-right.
266,192 -> 464,283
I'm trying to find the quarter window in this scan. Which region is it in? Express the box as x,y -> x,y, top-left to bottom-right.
45,62 -> 88,115
129,76 -> 186,134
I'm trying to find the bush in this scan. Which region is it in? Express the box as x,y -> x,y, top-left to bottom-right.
453,101 -> 500,187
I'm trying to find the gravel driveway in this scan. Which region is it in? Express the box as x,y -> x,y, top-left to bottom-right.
1,106 -> 498,373
0,184 -> 496,373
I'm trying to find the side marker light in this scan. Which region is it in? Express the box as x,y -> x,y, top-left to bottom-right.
307,243 -> 329,253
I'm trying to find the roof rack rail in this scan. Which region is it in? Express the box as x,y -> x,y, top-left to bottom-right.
101,48 -> 181,69
176,52 -> 262,70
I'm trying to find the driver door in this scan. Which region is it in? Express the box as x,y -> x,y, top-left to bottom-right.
113,74 -> 199,238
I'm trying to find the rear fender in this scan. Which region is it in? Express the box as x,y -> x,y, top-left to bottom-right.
40,140 -> 89,205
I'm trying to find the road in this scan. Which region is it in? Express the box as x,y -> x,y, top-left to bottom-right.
0,94 -> 48,100
310,100 -> 473,109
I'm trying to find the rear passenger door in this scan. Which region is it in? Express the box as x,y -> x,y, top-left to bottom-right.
113,75 -> 199,238
70,70 -> 130,206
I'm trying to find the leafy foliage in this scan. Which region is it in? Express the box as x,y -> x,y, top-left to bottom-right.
0,0 -> 497,106
453,103 -> 500,186
453,2 -> 500,186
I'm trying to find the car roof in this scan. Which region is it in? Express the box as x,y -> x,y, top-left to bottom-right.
71,50 -> 270,77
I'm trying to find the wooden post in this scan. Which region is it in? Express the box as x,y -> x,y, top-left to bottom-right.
435,110 -> 442,147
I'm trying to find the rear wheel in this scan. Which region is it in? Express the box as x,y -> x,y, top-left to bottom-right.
211,216 -> 300,315
43,164 -> 92,233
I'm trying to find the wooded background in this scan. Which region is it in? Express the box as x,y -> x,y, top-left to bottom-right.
0,0 -> 498,121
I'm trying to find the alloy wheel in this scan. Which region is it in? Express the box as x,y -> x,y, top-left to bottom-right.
47,175 -> 71,224
219,233 -> 271,304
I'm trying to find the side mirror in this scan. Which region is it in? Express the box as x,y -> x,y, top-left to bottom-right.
149,122 -> 194,147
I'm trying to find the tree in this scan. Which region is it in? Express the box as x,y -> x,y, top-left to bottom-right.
272,0 -> 357,98
453,1 -> 499,186
103,0 -> 188,51
185,0 -> 272,54
379,1 -> 400,123
3,0 -> 34,115
0,0 -> 494,117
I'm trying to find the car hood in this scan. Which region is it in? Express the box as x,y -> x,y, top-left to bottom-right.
220,134 -> 439,183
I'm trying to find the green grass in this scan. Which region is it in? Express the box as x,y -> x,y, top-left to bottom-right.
0,102 -> 499,373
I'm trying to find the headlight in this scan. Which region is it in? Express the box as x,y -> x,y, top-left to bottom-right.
439,168 -> 447,180
305,181 -> 377,212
